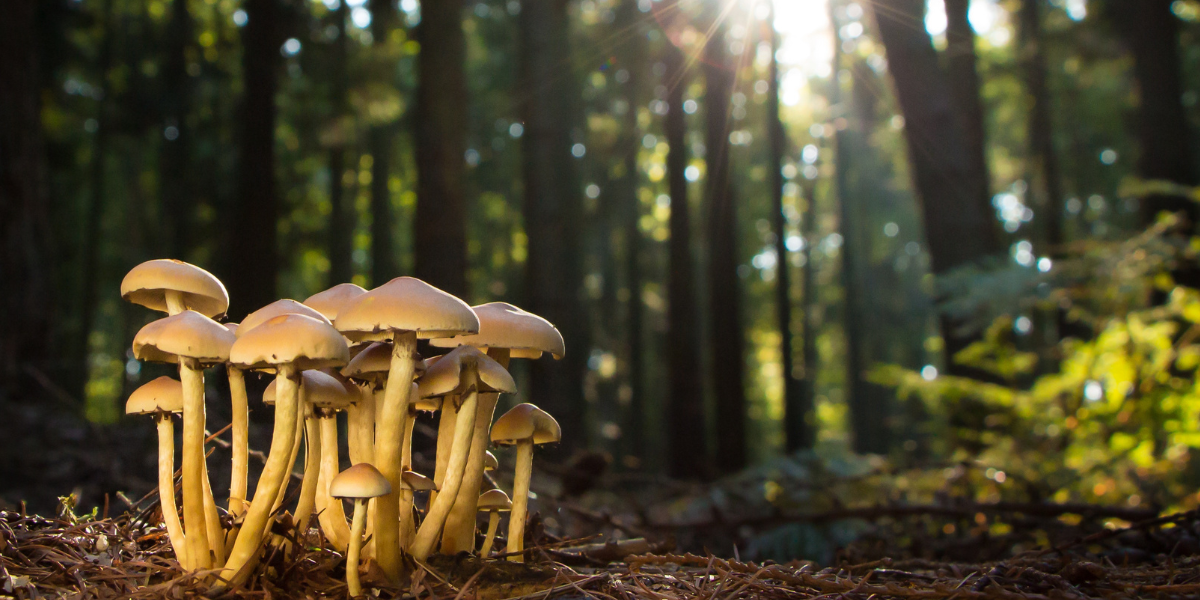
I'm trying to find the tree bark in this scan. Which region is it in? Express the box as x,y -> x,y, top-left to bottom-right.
664,43 -> 707,478
229,0 -> 282,318
944,0 -> 991,218
0,0 -> 52,398
870,0 -> 1001,373
518,0 -> 586,455
327,2 -> 353,287
704,17 -> 746,474
368,0 -> 398,287
413,0 -> 468,297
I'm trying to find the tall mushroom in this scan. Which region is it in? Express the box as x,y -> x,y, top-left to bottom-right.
333,277 -> 478,580
490,404 -> 561,562
430,302 -> 564,553
330,463 -> 391,599
409,345 -> 515,560
218,314 -> 349,589
341,341 -> 428,466
398,470 -> 437,547
290,370 -> 357,537
133,311 -> 235,570
476,489 -> 511,557
126,376 -> 189,568
223,323 -> 250,518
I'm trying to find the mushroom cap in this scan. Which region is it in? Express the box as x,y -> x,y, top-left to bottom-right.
411,392 -> 441,412
304,283 -> 367,321
399,470 -> 437,491
340,341 -> 427,384
333,277 -> 480,342
329,463 -> 392,499
477,489 -> 512,511
120,259 -> 230,318
430,302 -> 565,360
224,322 -> 239,335
237,299 -> 331,338
229,313 -> 350,370
490,403 -> 561,445
264,370 -> 357,408
484,451 -> 498,472
133,311 -> 236,365
126,376 -> 184,415
417,345 -> 516,398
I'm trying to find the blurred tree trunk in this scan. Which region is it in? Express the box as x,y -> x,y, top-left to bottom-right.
1017,0 -> 1063,249
664,42 -> 707,478
770,5 -> 811,453
518,0 -> 586,455
229,0 -> 281,318
161,0 -> 194,259
0,0 -> 52,398
413,0 -> 467,297
327,3 -> 353,287
870,0 -> 1000,375
368,0 -> 397,286
704,17 -> 746,474
945,0 -> 991,215
800,179 -> 818,443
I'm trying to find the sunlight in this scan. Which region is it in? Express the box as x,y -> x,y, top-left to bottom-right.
770,0 -> 832,106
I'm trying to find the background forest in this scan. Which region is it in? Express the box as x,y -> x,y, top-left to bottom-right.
5,0 -> 1200,559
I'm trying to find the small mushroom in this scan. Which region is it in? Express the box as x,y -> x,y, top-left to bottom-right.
484,450 -> 499,472
476,489 -> 511,557
126,376 -> 188,568
292,370 -> 358,539
330,464 -> 391,598
490,404 -> 561,562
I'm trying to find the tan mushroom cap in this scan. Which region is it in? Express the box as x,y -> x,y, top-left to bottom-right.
229,313 -> 350,371
490,403 -> 561,445
477,489 -> 512,511
224,322 -> 239,335
126,376 -> 184,415
264,370 -> 357,408
399,470 -> 438,492
341,342 -> 426,384
120,259 -> 230,318
330,463 -> 392,499
237,299 -> 331,338
484,451 -> 498,472
333,276 -> 480,342
411,392 -> 441,412
430,302 -> 565,360
133,311 -> 236,365
417,345 -> 516,398
304,283 -> 367,322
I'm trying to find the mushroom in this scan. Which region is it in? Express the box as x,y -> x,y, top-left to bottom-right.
237,298 -> 333,335
476,489 -> 511,557
219,314 -> 349,589
223,323 -> 251,518
490,403 -> 561,562
304,283 -> 367,322
291,370 -> 357,538
430,303 -> 563,553
133,311 -> 235,570
340,341 -> 427,466
330,463 -> 391,598
333,277 -> 478,580
409,346 -> 515,560
126,376 -> 189,568
398,470 -> 437,547
121,259 -> 229,318
485,451 -> 499,472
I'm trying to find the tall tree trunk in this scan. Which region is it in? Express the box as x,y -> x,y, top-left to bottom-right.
161,0 -> 194,259
327,3 -> 353,287
870,0 -> 1001,374
229,0 -> 281,318
518,0 -> 586,455
368,0 -> 398,286
0,0 -> 52,397
413,0 -> 467,297
704,16 -> 746,474
800,180 -> 818,443
1017,0 -> 1063,249
944,0 -> 991,216
770,5 -> 810,453
664,42 -> 707,478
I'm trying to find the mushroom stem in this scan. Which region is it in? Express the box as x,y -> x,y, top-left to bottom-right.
410,373 -> 478,560
507,439 -> 534,562
401,407 -> 418,471
347,384 -> 375,465
372,331 -> 417,582
398,488 -> 415,548
430,394 -> 458,506
156,413 -> 189,569
273,404 -> 307,516
442,348 -> 509,554
201,457 -> 225,565
164,290 -> 186,315
178,357 -> 212,570
317,415 -> 351,551
346,499 -> 368,598
217,364 -> 301,588
479,510 -> 501,557
228,366 -> 249,516
293,412 -> 323,537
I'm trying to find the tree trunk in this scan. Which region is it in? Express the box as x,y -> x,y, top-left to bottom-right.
161,0 -> 194,259
229,0 -> 281,318
0,0 -> 52,397
799,180 -> 818,445
1017,0 -> 1063,249
664,42 -> 708,478
870,0 -> 1001,373
518,0 -> 586,455
327,3 -> 353,287
413,0 -> 468,297
944,0 -> 991,217
368,0 -> 398,287
770,5 -> 810,453
704,17 -> 746,474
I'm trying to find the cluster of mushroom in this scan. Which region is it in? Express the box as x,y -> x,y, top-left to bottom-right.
121,259 -> 565,593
